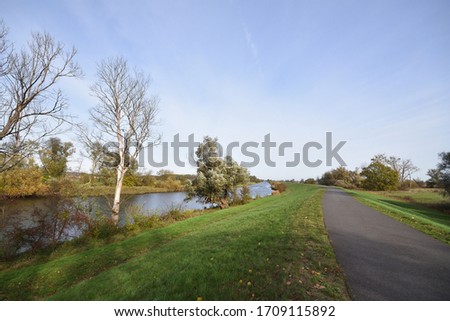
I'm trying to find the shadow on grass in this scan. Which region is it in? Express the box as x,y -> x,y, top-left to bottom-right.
345,189 -> 450,217
375,198 -> 450,229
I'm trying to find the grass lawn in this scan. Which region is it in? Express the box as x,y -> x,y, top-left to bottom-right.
346,189 -> 450,245
0,184 -> 349,301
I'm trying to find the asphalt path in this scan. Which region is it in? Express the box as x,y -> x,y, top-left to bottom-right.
322,187 -> 450,300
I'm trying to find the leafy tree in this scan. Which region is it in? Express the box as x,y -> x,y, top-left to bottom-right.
426,168 -> 443,188
361,161 -> 399,191
77,126 -> 105,184
223,155 -> 249,197
185,137 -> 249,208
39,137 -> 75,178
436,152 -> 450,196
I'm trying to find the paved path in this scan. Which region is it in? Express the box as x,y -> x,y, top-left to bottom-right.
322,187 -> 450,300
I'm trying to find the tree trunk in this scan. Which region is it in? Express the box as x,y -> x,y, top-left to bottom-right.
112,166 -> 126,225
219,198 -> 228,209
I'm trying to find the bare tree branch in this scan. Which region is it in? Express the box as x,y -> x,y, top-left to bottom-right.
0,26 -> 81,172
0,20 -> 10,78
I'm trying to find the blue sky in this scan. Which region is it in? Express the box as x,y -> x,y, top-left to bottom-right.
2,0 -> 450,179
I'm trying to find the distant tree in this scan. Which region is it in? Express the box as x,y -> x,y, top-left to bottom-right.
426,168 -> 443,188
90,56 -> 159,224
248,175 -> 261,183
436,152 -> 450,196
39,137 -> 75,178
0,22 -> 81,172
412,178 -> 426,188
371,154 -> 419,185
361,161 -> 398,191
141,170 -> 156,187
319,166 -> 361,189
157,169 -> 174,179
304,178 -> 316,184
185,137 -> 249,208
77,126 -> 105,184
98,167 -> 116,186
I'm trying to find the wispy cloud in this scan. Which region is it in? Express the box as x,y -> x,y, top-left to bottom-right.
235,1 -> 263,77
243,23 -> 258,60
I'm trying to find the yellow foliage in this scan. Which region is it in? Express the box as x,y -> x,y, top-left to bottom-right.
0,165 -> 48,197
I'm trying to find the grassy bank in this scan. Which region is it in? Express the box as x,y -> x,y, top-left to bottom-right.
80,185 -> 183,197
370,188 -> 450,214
347,189 -> 450,245
0,184 -> 349,300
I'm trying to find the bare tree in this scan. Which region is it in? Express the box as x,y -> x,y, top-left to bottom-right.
90,56 -> 159,224
0,21 -> 9,77
0,26 -> 81,172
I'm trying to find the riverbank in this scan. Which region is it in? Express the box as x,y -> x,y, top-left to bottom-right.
81,182 -> 261,197
0,185 -> 184,199
0,184 -> 349,300
81,185 -> 184,197
0,181 -> 263,199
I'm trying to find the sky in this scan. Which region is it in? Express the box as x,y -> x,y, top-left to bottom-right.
2,0 -> 450,180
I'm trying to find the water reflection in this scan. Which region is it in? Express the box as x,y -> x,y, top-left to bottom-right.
0,181 -> 273,229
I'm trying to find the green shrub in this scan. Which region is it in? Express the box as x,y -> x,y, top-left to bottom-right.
361,161 -> 399,191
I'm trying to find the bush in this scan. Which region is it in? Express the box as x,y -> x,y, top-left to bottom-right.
239,186 -> 252,204
1,196 -> 90,258
318,167 -> 362,189
47,177 -> 83,197
83,215 -> 119,239
361,161 -> 399,191
229,186 -> 252,205
271,182 -> 287,192
0,163 -> 48,197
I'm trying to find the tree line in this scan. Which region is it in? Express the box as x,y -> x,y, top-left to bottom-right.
317,152 -> 450,196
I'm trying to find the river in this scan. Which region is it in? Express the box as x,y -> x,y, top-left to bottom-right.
0,181 -> 273,233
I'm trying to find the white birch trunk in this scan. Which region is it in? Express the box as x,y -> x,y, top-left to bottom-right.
112,138 -> 127,225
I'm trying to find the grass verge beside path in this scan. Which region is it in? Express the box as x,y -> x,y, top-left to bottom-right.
0,184 -> 349,300
347,189 -> 450,245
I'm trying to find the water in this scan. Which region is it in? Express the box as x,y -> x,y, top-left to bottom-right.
0,181 -> 273,231
117,181 -> 273,218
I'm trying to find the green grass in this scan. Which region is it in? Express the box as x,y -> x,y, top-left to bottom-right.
347,189 -> 450,244
0,184 -> 349,301
371,189 -> 450,214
